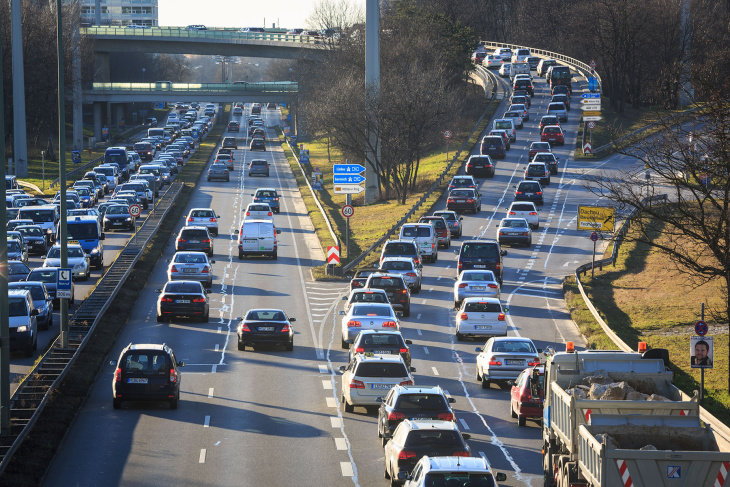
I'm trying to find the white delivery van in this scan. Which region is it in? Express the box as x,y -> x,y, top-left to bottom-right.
510,62 -> 531,80
236,219 -> 281,260
399,223 -> 438,263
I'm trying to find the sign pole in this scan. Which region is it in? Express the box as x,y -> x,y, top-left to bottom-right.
592,238 -> 596,279
346,194 -> 351,262
0,13 -> 10,435
57,0 -> 69,350
701,303 -> 705,405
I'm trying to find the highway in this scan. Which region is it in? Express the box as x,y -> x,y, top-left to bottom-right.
41,73 -> 638,486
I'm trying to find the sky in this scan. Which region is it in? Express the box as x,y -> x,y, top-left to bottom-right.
158,0 -> 365,30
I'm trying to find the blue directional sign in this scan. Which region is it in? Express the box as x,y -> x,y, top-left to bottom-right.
334,164 -> 365,174
333,174 -> 365,184
56,268 -> 72,299
582,93 -> 600,99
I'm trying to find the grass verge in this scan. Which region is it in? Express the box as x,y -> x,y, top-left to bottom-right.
0,106 -> 228,486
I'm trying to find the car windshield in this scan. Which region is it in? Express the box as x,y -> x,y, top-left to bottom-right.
248,205 -> 270,212
17,227 -> 44,237
511,204 -> 535,211
527,166 -> 545,175
28,270 -> 55,282
122,352 -> 169,376
383,243 -> 416,256
434,212 -> 455,222
404,430 -> 462,447
451,178 -> 472,186
352,305 -> 392,317
19,209 -> 55,223
210,164 -> 227,170
401,227 -> 431,238
450,190 -> 475,198
8,241 -> 21,252
495,121 -> 512,130
381,261 -> 412,271
352,292 -> 388,304
395,394 -> 448,411
246,310 -> 286,321
8,262 -> 30,274
534,154 -> 555,162
465,302 -> 502,312
461,243 -> 498,258
256,191 -> 277,198
421,218 -> 445,229
106,206 -> 129,215
12,285 -> 45,301
164,282 -> 203,294
492,340 -> 537,354
68,222 -> 99,240
174,253 -> 207,264
369,277 -> 405,288
501,220 -> 528,228
181,229 -> 208,238
191,210 -> 214,218
252,161 -> 267,166
9,298 -> 28,317
520,182 -> 541,191
354,362 -> 408,378
49,247 -> 85,258
461,271 -> 495,281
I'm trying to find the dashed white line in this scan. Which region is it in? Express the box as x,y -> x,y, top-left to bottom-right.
326,397 -> 337,408
199,449 -> 206,463
423,347 -> 430,355
322,379 -> 333,390
330,417 -> 343,428
432,367 -> 440,376
417,329 -> 423,336
459,418 -> 470,430
428,287 -> 434,292
208,388 -> 214,398
341,462 -> 354,477
214,344 -> 219,351
204,416 -> 210,428
417,313 -> 422,319
211,365 -> 217,373
319,364 -> 329,374
217,327 -> 221,333
335,438 -> 348,450
421,299 -> 427,304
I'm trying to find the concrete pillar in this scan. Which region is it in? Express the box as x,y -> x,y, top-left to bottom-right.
364,0 -> 381,204
73,22 -> 83,152
106,102 -> 112,128
113,104 -> 123,127
11,0 -> 28,177
95,0 -> 101,25
94,52 -> 111,83
93,102 -> 103,141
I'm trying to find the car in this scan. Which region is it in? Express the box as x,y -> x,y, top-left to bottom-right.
156,280 -> 211,322
448,175 -> 477,191
7,239 -> 28,265
185,208 -> 220,236
7,219 -> 34,231
455,297 -> 508,340
489,130 -> 511,150
465,154 -> 495,178
349,329 -> 411,368
227,121 -> 240,132
498,63 -> 511,77
9,281 -> 53,330
243,203 -> 274,221
471,50 -> 487,64
5,260 -> 30,283
215,153 -> 235,171
502,110 -> 524,129
222,136 -> 238,149
364,272 -> 412,317
348,267 -> 383,290
532,151 -> 560,175
380,257 -> 422,292
377,385 -> 456,446
514,180 -> 544,205
236,308 -> 295,351
524,162 -> 551,185
510,365 -> 544,426
207,163 -> 230,182
551,93 -> 571,110
340,301 -> 401,348
232,106 -> 243,116
513,78 -> 534,96
236,219 -> 280,259
507,201 -> 539,230
539,115 -> 560,132
134,141 -> 155,162
167,251 -> 214,287
476,337 -> 541,388
510,93 -> 531,108
551,84 -> 570,96
267,102 -> 276,109
175,226 -> 213,256
250,103 -> 262,114
454,269 -> 500,307
481,54 -> 502,69
342,288 -> 391,313
457,239 -> 507,283
493,119 -> 516,142
536,58 -> 558,77
15,225 -> 48,255
111,343 -> 184,409
402,456 -> 507,486
446,188 -> 481,214
380,240 -> 422,267
251,127 -> 266,139
511,48 -> 531,64
248,159 -> 269,177
526,56 -> 541,70
103,204 -> 135,231
73,187 -> 95,208
493,47 -> 512,61
7,289 -> 38,356
418,216 -> 451,249
508,103 -> 529,121
239,27 -> 266,33
432,210 -> 463,238
383,420 -> 470,484
251,188 -> 281,213
528,141 -> 552,160
339,353 -> 414,413
497,217 -> 532,247
44,244 -> 90,280
546,102 -> 568,123
541,125 -> 565,146
250,137 -> 266,151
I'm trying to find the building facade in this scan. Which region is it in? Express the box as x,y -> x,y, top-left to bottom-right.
80,0 -> 159,27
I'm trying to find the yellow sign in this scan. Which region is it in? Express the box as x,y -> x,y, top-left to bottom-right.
577,206 -> 615,232
582,111 -> 602,117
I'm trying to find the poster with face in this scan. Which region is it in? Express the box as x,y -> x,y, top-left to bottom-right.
691,336 -> 714,368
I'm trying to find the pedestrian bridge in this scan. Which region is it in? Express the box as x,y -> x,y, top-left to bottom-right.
83,82 -> 298,103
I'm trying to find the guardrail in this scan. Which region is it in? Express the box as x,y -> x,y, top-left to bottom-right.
0,181 -> 184,473
49,156 -> 103,190
572,193 -> 730,448
81,26 -> 322,44
90,82 -> 298,94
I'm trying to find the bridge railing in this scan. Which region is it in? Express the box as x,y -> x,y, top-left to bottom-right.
81,26 -> 322,44
89,82 -> 299,93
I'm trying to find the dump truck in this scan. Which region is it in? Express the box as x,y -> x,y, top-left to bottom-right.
542,344 -> 704,486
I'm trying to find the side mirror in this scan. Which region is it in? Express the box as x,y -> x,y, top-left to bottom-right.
495,473 -> 507,482
276,229 -> 281,234
99,234 -> 105,240
290,318 -> 296,322
376,397 -> 383,403
383,431 -> 393,439
537,348 -> 543,353
405,340 -> 412,345
210,260 -> 215,264
216,215 -> 221,218
346,274 -> 353,279
233,229 -> 239,235
339,310 -> 345,315
338,365 -> 346,373
501,250 -> 508,256
109,360 -> 117,366
503,307 -> 509,313
177,361 -> 186,367
475,347 -> 483,353
397,472 -> 410,481
453,249 -> 459,255
396,312 -> 403,318
41,256 -> 46,259
410,367 -> 416,372
31,309 -> 40,316
206,289 -> 212,294
507,380 -> 515,386
462,433 -> 471,440
155,289 -> 162,293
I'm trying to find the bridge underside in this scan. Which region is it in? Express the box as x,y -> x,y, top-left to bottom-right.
83,91 -> 296,103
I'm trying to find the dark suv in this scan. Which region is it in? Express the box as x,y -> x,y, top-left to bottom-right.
377,385 -> 456,446
457,239 -> 507,283
513,78 -> 534,96
466,155 -> 495,178
348,267 -> 382,290
112,343 -> 185,409
365,273 -> 411,317
175,226 -> 213,256
514,180 -> 544,205
480,136 -> 506,159
227,121 -> 239,132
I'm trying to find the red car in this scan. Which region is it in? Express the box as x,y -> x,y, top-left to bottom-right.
510,365 -> 544,426
541,126 -> 565,146
528,142 -> 552,159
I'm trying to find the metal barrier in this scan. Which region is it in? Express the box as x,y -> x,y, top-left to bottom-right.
81,26 -> 322,44
49,156 -> 103,190
90,82 -> 298,94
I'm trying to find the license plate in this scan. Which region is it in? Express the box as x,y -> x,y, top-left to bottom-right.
474,265 -> 486,269
374,351 -> 392,354
244,240 -> 256,244
189,240 -> 200,243
475,325 -> 492,330
371,384 -> 391,389
471,286 -> 485,291
506,359 -> 524,365
258,326 -> 275,331
175,300 -> 191,304
457,199 -> 465,202
526,193 -> 534,196
183,268 -> 197,273
507,232 -> 519,235
127,378 -> 148,384
113,222 -> 122,225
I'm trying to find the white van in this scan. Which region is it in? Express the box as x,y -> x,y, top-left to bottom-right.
510,62 -> 531,80
493,119 -> 516,142
236,219 -> 281,260
18,205 -> 60,243
399,223 -> 438,263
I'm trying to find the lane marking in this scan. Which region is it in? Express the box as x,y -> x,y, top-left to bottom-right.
322,379 -> 333,390
421,299 -> 427,304
208,388 -> 214,398
199,449 -> 206,464
330,417 -> 343,428
204,415 -> 210,428
432,367 -> 440,376
211,365 -> 217,373
417,329 -> 423,336
319,364 -> 329,374
214,344 -> 219,351
341,462 -> 354,477
459,418 -> 470,430
423,347 -> 430,355
335,438 -> 348,450
326,397 -> 337,408
217,327 -> 221,333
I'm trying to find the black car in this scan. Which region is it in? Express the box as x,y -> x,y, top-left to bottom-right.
514,180 -> 544,205
237,308 -> 295,351
365,273 -> 411,317
513,78 -> 534,97
156,280 -> 211,322
222,136 -> 238,149
446,188 -> 481,214
349,330 -> 412,368
103,204 -> 135,231
383,419 -> 470,483
465,155 -> 495,178
378,385 -> 456,446
5,260 -> 30,283
480,135 -> 506,159
176,226 -> 213,256
249,137 -> 266,151
457,239 -> 507,284
227,121 -> 239,132
112,343 -> 184,409
27,266 -> 75,306
348,267 -> 382,290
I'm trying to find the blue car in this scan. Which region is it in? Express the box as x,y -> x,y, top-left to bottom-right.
251,188 -> 281,213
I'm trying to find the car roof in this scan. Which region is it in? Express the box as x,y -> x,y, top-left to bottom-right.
402,419 -> 459,431
8,289 -> 31,298
462,297 -> 501,303
356,329 -> 401,336
423,456 -> 492,473
127,343 -> 167,352
395,384 -> 445,395
381,257 -> 415,262
354,352 -> 404,364
491,336 -> 534,343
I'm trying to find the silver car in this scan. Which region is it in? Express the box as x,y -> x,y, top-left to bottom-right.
342,288 -> 390,313
243,203 -> 274,221
476,337 -> 541,388
339,353 -> 414,412
456,297 -> 507,340
433,210 -> 463,238
167,251 -> 215,287
454,270 -> 500,307
43,244 -> 90,281
339,302 -> 400,347
507,202 -> 539,229
185,208 -> 220,236
379,257 -> 422,293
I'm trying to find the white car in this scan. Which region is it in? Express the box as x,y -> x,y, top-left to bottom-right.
454,270 -> 500,307
243,203 -> 274,221
339,302 -> 400,348
342,288 -> 390,313
455,297 -> 507,340
507,201 -> 539,229
339,353 -> 414,412
481,54 -> 502,69
493,47 -> 512,61
476,337 -> 541,388
43,244 -> 90,281
185,208 -> 220,236
499,63 -> 511,77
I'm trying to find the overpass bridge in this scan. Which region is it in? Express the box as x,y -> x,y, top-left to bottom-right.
84,82 -> 298,103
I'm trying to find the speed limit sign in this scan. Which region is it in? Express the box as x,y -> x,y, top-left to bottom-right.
587,121 -> 596,130
129,204 -> 142,218
342,205 -> 354,218
443,130 -> 452,139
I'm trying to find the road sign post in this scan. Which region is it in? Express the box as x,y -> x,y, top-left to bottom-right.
129,204 -> 142,245
56,268 -> 73,299
590,232 -> 599,279
444,130 -> 452,163
342,200 -> 354,261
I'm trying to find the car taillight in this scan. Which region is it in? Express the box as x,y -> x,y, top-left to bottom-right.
201,267 -> 210,274
281,324 -> 290,332
414,258 -> 420,265
246,211 -> 250,216
488,284 -> 499,289
399,348 -> 409,354
187,217 -> 194,222
349,380 -> 365,389
170,368 -> 178,383
498,313 -> 506,321
240,323 -> 251,332
267,212 -> 272,216
457,262 -> 462,271
347,320 -> 361,327
209,217 -> 216,222
460,313 -> 468,320
458,283 -> 468,289
202,239 -> 211,243
529,212 -> 537,215
406,272 -> 417,277
509,211 -> 516,215
466,198 -> 474,203
274,198 -> 279,201
528,358 -> 540,366
178,238 -> 187,243
488,357 -> 502,366
448,198 -> 455,203
398,450 -> 417,460
536,191 -> 543,195
170,265 -> 178,273
355,347 -> 364,353
453,451 -> 470,457
438,412 -> 454,421
399,380 -> 413,386
382,321 -> 397,328
114,368 -> 121,382
161,297 -> 174,302
388,411 -> 405,421
398,289 -> 408,294
192,297 -> 206,303
516,191 -> 523,195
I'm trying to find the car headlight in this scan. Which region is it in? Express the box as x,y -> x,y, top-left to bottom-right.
16,326 -> 28,333
91,248 -> 100,254
126,217 -> 132,221
46,229 -> 53,234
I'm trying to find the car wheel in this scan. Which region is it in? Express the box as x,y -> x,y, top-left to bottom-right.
169,392 -> 179,410
202,311 -> 210,323
476,365 -> 482,381
482,376 -> 491,389
25,341 -> 33,358
341,336 -> 349,349
511,401 -> 518,418
226,177 -> 230,182
412,285 -> 420,295
403,306 -> 411,318
83,274 -> 89,282
238,251 -> 244,260
446,239 -> 451,249
518,414 -> 526,427
286,339 -> 294,351
272,252 -> 277,260
238,341 -> 245,351
156,314 -> 164,322
384,463 -> 391,479
343,398 -> 354,413
526,239 -> 532,247
456,332 -> 463,341
113,398 -> 122,410
381,435 -> 389,448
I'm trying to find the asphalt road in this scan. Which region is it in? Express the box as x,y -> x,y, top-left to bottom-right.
42,76 -> 639,487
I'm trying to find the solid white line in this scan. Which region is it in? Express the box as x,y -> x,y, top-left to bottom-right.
423,347 -> 430,355
417,313 -> 422,319
326,397 -> 337,408
335,438 -> 348,450
217,327 -> 221,333
214,344 -> 219,351
341,462 -> 354,477
198,449 -> 206,463
204,415 -> 210,428
319,364 -> 329,374
322,379 -> 333,390
421,299 -> 427,304
417,329 -> 423,336
330,417 -> 343,428
432,367 -> 439,376
208,388 -> 214,398
211,365 -> 217,373
459,418 -> 470,430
